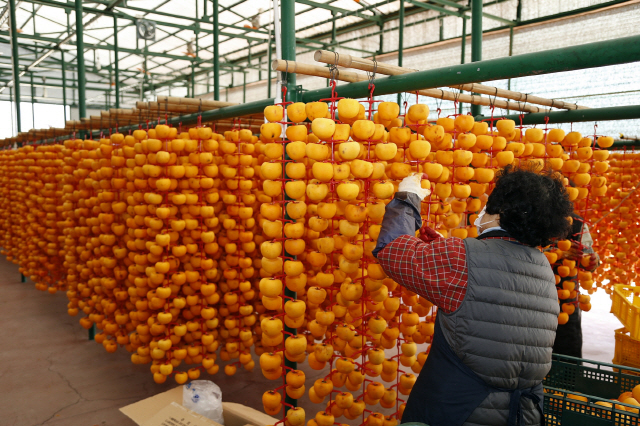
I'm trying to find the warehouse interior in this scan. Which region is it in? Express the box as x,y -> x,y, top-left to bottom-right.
1,0 -> 640,425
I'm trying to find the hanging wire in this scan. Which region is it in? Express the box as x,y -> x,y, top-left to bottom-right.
366,59 -> 377,86
282,59 -> 290,88
435,91 -> 444,117
329,51 -> 340,84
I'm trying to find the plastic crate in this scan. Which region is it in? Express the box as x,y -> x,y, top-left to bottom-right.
545,386 -> 640,426
544,354 -> 640,399
614,328 -> 640,371
612,285 -> 640,340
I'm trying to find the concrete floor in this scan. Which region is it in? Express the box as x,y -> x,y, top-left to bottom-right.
0,257 -> 327,426
0,255 -> 622,426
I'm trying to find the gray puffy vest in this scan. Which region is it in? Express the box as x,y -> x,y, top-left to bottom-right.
439,237 -> 559,426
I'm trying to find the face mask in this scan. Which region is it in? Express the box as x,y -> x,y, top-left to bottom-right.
474,206 -> 493,233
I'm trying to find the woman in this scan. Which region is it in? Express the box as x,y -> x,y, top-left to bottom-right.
373,165 -> 573,426
551,213 -> 599,358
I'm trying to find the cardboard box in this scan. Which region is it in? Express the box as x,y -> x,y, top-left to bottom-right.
121,386 -> 278,426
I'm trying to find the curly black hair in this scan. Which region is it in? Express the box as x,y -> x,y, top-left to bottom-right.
486,164 -> 573,247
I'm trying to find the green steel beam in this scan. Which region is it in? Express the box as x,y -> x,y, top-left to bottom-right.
9,0 -> 21,132
26,0 -> 265,42
88,102 -> 640,144
216,0 -> 254,25
470,0 -> 482,117
295,0 -> 393,34
75,0 -> 86,119
299,35 -> 640,101
0,77 -> 115,91
295,37 -> 377,55
609,140 -> 640,149
486,105 -> 640,125
404,0 -> 465,17
295,0 -> 382,23
480,11 -> 515,26
112,2 -> 269,36
28,0 -> 269,36
0,31 -> 196,62
0,54 -> 152,80
429,0 -> 464,9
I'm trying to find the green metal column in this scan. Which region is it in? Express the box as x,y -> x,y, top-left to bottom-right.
191,62 -> 195,97
30,72 -> 35,130
195,0 -> 199,56
62,50 -> 67,121
397,0 -> 404,105
242,71 -> 246,103
75,0 -> 87,119
114,17 -> 120,108
9,87 -> 14,136
213,0 -> 220,100
459,16 -> 467,114
331,11 -> 337,45
470,0 -> 482,116
280,0 -> 297,413
507,26 -> 514,94
267,37 -> 272,98
281,0 -> 296,101
508,0 -> 521,94
9,0 -> 21,133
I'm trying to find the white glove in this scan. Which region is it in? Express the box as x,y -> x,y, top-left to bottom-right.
398,173 -> 431,201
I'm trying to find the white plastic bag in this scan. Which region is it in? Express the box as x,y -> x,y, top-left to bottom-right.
183,380 -> 225,424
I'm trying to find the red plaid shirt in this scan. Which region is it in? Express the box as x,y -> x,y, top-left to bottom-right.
377,229 -> 518,314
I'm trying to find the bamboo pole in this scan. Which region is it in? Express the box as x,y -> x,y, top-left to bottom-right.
271,59 -> 544,113
139,101 -> 264,120
104,108 -> 262,128
156,96 -> 237,108
313,50 -> 588,111
137,101 -> 224,114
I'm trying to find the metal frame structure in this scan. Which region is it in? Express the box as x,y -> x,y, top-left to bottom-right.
0,0 -> 638,146
3,0 -> 640,330
1,0 -> 638,133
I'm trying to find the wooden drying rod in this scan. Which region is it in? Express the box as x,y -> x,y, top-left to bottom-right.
2,97 -> 251,145
271,59 -> 544,114
156,96 -> 237,109
314,50 -> 588,111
